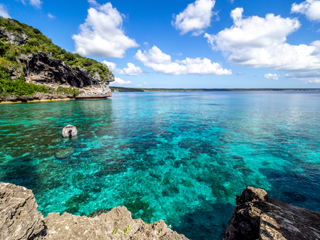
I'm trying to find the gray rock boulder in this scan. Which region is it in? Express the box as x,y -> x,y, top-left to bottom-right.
0,182 -> 45,240
62,125 -> 77,138
224,187 -> 320,240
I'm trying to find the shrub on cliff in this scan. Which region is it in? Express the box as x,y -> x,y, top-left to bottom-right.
0,66 -> 48,95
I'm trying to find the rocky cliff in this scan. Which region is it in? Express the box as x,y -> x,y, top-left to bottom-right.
18,52 -> 114,99
0,182 -> 189,240
223,187 -> 320,240
0,18 -> 114,103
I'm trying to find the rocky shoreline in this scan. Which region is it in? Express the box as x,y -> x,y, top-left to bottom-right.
0,182 -> 189,240
1,183 -> 320,240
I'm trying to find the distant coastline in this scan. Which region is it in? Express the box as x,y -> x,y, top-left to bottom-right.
111,86 -> 320,92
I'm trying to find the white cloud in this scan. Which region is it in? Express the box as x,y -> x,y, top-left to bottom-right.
307,79 -> 320,83
291,0 -> 320,21
110,77 -> 133,86
72,2 -> 138,58
30,0 -> 42,8
102,61 -> 143,75
0,4 -> 10,18
103,61 -> 117,71
264,73 -> 280,80
48,13 -> 56,19
144,82 -> 148,85
204,8 -> 320,81
134,45 -> 231,75
172,0 -> 216,35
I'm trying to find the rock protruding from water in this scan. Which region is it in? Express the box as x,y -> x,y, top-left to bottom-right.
223,187 -> 320,240
0,182 -> 189,240
62,125 -> 77,138
0,183 -> 45,240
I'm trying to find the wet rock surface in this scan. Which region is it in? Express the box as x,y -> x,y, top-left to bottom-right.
0,182 -> 189,240
223,187 -> 320,240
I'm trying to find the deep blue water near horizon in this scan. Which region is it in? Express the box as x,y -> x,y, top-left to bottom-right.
1,91 -> 320,240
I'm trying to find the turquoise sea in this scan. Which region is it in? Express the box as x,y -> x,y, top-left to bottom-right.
1,91 -> 320,239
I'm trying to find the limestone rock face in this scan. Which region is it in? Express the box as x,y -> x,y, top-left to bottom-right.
17,52 -> 114,99
76,83 -> 112,98
0,182 -> 45,240
223,187 -> 320,240
0,183 -> 189,240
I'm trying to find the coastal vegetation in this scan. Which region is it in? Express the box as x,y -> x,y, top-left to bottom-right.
0,66 -> 48,95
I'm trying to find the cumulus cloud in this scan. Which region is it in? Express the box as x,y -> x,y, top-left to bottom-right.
110,77 -> 133,86
102,61 -> 143,75
134,45 -> 231,75
72,1 -> 138,58
204,8 -> 320,81
172,0 -> 216,35
264,73 -> 280,80
291,0 -> 320,21
48,13 -> 56,19
0,4 -> 10,18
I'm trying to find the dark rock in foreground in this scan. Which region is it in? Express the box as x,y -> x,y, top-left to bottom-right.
224,186 -> 320,240
0,182 -> 189,240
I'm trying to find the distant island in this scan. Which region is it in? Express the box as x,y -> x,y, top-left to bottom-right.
111,86 -> 320,92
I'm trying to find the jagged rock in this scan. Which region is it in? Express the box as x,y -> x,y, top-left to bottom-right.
0,27 -> 29,45
223,187 -> 320,240
0,182 -> 45,240
54,148 -> 75,159
44,206 -> 189,240
62,125 -> 77,138
0,183 -> 189,240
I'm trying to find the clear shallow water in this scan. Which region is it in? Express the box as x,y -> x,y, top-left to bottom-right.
1,91 -> 320,240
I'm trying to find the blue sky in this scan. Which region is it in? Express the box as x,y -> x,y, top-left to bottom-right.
1,0 -> 320,88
